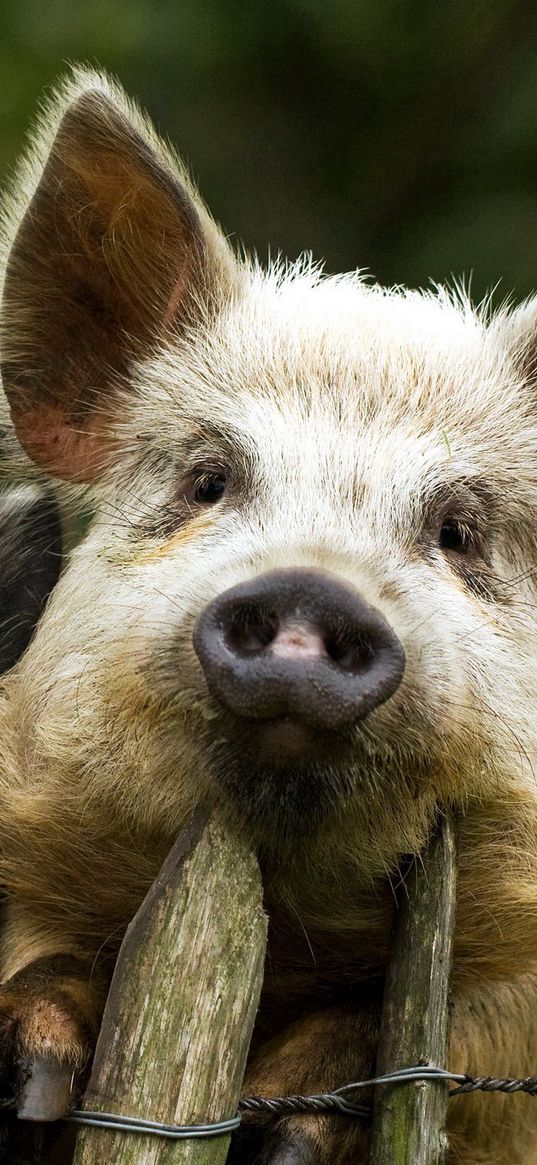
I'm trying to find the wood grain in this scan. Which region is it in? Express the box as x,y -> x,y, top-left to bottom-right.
369,813 -> 457,1165
72,808 -> 267,1165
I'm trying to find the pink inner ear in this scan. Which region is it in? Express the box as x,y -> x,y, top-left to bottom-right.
13,404 -> 112,483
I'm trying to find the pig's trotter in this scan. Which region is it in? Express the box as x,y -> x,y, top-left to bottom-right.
16,1055 -> 75,1122
0,956 -> 102,1120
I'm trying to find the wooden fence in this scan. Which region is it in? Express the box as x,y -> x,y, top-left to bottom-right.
1,812 -> 457,1165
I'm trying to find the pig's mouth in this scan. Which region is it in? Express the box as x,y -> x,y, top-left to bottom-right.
256,716 -> 339,762
205,707 -> 368,836
215,709 -> 356,766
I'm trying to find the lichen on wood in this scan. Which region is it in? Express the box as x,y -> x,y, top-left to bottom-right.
72,807 -> 267,1165
369,813 -> 458,1165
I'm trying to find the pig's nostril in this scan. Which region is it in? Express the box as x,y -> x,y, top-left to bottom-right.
226,605 -> 278,656
324,626 -> 376,673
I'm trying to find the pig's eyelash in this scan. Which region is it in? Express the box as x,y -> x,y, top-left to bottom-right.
423,478 -> 493,538
438,517 -> 476,554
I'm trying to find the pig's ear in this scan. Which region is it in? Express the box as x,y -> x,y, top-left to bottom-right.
0,489 -> 62,673
493,301 -> 537,382
1,70 -> 235,482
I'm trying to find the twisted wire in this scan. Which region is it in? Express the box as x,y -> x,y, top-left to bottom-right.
63,1066 -> 537,1137
4,1064 -> 537,1139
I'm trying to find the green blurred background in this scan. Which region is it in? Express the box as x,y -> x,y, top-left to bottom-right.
2,0 -> 537,302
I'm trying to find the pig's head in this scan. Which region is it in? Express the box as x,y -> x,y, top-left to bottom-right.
3,69 -> 537,853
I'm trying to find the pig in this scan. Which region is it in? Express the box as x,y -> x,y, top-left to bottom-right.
1,66 -> 537,1164
0,400 -> 63,674
0,484 -> 62,674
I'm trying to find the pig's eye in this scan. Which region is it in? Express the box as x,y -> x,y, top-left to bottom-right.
193,472 -> 227,505
439,518 -> 470,553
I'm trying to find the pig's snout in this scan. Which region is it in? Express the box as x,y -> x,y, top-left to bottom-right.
193,569 -> 405,732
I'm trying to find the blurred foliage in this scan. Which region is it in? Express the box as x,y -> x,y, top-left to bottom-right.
2,0 -> 537,301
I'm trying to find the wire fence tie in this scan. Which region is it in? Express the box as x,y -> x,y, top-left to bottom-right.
30,1063 -> 537,1140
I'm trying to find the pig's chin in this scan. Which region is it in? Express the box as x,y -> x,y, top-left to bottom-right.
208,713 -> 360,837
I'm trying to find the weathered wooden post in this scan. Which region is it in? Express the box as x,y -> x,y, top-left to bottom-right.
72,807 -> 267,1165
369,814 -> 457,1165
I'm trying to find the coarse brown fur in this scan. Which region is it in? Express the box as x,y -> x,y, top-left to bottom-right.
2,68 -> 537,1161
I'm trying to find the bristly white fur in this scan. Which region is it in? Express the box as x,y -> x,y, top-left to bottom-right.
2,67 -> 537,1162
